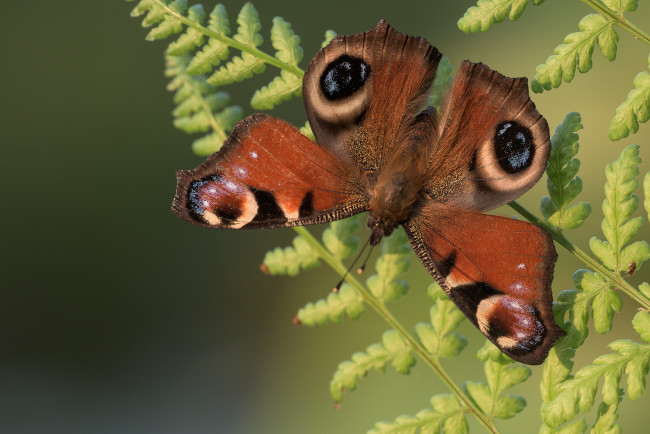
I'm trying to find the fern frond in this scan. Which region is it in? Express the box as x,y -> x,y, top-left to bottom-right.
589,145 -> 650,274
165,54 -> 243,155
542,310 -> 650,428
166,4 -> 206,55
366,229 -> 411,302
609,55 -> 650,141
531,14 -> 618,92
457,0 -> 545,34
591,396 -> 622,434
427,56 -> 454,110
369,394 -> 468,434
601,0 -> 638,14
208,3 -> 266,86
541,112 -> 591,229
296,283 -> 365,326
465,341 -> 531,420
250,17 -> 303,110
262,235 -> 320,276
322,215 -> 361,259
299,121 -> 315,142
186,4 -> 231,75
415,284 -> 467,358
330,330 -> 415,403
645,171 -> 650,221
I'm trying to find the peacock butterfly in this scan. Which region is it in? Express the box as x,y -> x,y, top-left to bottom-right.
172,20 -> 564,365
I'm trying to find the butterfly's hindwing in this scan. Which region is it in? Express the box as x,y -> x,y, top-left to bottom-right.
405,207 -> 564,364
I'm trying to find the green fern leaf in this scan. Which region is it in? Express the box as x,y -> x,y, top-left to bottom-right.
457,0 -> 542,34
589,145 -> 650,273
644,172 -> 650,220
640,282 -> 650,299
250,17 -> 303,110
601,0 -> 638,13
262,235 -> 320,276
531,14 -> 618,92
416,284 -> 467,358
573,269 -> 621,335
366,229 -> 411,302
187,4 -> 231,75
166,4 -> 206,55
330,330 -> 414,403
322,30 -> 337,48
427,56 -> 454,109
543,311 -> 650,428
322,215 -> 361,259
296,283 -> 365,326
208,3 -> 266,86
165,55 -> 242,155
608,55 -> 650,140
299,121 -> 315,142
250,70 -> 302,110
591,397 -> 622,434
128,0 -> 156,18
146,0 -> 188,41
191,106 -> 243,155
540,112 -> 591,229
465,341 -> 531,420
369,394 -> 467,434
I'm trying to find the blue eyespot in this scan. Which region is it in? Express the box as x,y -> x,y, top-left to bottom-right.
494,121 -> 534,174
320,55 -> 370,101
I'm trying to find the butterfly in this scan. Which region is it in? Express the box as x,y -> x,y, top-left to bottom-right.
172,20 -> 565,365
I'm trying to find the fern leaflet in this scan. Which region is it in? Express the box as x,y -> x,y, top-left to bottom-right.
369,394 -> 468,434
457,0 -> 545,34
540,112 -> 591,230
609,55 -> 650,141
531,14 -> 618,93
330,330 -> 415,403
542,310 -> 650,428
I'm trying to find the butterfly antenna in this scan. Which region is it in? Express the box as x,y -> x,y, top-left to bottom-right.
357,242 -> 376,274
333,236 -> 372,293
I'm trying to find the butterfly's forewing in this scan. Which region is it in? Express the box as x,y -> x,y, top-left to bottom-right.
425,61 -> 550,212
303,20 -> 441,172
405,207 -> 564,364
173,114 -> 368,229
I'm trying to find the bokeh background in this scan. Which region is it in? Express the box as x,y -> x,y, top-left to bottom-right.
2,1 -> 650,433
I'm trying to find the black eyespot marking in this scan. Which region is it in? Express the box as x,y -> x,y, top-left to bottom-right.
214,205 -> 241,226
494,121 -> 534,174
247,187 -> 287,225
320,55 -> 370,101
298,191 -> 314,218
187,175 -> 221,220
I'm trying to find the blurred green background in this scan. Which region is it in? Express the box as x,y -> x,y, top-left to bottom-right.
2,1 -> 649,432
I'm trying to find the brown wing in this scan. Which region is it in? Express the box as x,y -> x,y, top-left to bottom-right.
424,61 -> 550,212
404,205 -> 564,365
302,20 -> 442,173
172,114 -> 368,229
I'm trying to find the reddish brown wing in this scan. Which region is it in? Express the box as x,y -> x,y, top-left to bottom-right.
173,114 -> 368,229
303,20 -> 441,172
404,205 -> 564,365
425,61 -> 550,212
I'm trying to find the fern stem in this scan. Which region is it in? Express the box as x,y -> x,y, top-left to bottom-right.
581,0 -> 650,45
292,226 -> 499,434
153,0 -> 305,77
508,201 -> 650,311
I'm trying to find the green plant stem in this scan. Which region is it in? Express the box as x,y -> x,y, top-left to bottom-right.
292,226 -> 499,434
508,201 -> 650,311
581,0 -> 650,45
153,0 -> 305,77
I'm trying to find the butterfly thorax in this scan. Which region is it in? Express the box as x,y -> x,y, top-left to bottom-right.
367,158 -> 427,245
